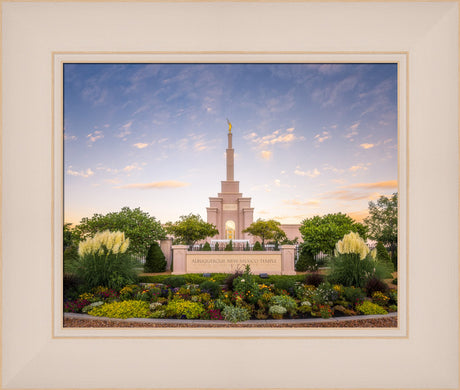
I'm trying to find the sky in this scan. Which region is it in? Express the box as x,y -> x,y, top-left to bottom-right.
63,63 -> 398,226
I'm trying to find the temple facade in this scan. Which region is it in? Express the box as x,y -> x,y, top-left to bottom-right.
206,123 -> 254,241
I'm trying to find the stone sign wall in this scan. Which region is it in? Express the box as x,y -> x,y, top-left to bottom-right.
171,245 -> 296,275
187,252 -> 282,274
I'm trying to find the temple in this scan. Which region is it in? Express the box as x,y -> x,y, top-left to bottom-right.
206,122 -> 254,241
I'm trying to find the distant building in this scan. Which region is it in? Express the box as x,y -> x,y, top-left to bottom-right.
206,123 -> 302,243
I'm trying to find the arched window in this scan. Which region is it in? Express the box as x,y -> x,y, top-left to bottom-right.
225,220 -> 235,240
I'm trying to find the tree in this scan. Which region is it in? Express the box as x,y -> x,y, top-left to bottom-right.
242,219 -> 286,247
202,242 -> 212,251
295,245 -> 317,272
364,193 -> 398,258
144,242 -> 167,273
224,240 -> 233,251
164,213 -> 218,246
253,241 -> 263,251
376,241 -> 391,264
73,207 -> 166,257
63,223 -> 75,249
299,213 -> 367,256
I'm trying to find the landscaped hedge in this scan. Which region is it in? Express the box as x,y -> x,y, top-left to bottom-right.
138,273 -> 308,286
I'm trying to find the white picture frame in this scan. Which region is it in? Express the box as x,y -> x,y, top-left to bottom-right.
2,1 -> 458,388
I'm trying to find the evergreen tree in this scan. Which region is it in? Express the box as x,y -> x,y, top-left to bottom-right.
376,241 -> 392,264
202,242 -> 212,251
225,240 -> 233,251
253,241 -> 263,251
295,245 -> 317,272
144,242 -> 166,273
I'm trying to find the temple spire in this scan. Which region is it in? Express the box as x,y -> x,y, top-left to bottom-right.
226,120 -> 234,181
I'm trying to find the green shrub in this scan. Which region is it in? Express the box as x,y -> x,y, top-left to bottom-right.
268,305 -> 287,319
388,289 -> 398,305
223,270 -> 243,291
376,242 -> 391,263
328,253 -> 374,288
215,243 -> 219,251
343,286 -> 366,305
312,282 -> 339,305
63,245 -> 79,274
295,246 -> 317,272
253,241 -> 263,251
391,250 -> 397,269
202,242 -> 211,251
372,291 -> 390,306
273,278 -> 296,294
356,301 -> 388,315
88,300 -> 152,319
199,280 -> 221,298
63,273 -> 84,300
222,305 -> 251,323
71,230 -> 138,291
144,242 -> 166,273
82,301 -> 104,313
245,242 -> 250,251
224,240 -> 233,251
233,266 -> 260,303
392,278 -> 398,285
163,276 -> 187,288
163,299 -> 205,319
270,295 -> 297,315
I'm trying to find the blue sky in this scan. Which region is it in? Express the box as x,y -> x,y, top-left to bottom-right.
64,63 -> 397,226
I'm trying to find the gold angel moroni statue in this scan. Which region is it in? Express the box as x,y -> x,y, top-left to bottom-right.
227,118 -> 232,133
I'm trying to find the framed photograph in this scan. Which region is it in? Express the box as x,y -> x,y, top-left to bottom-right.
2,1 -> 458,389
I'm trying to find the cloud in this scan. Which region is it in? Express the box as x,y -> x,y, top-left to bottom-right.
312,75 -> 358,107
274,179 -> 281,187
260,150 -> 272,160
115,180 -> 190,189
294,168 -> 320,178
116,121 -> 133,138
321,190 -> 381,201
243,132 -> 258,140
283,199 -> 320,206
67,167 -> 94,178
342,180 -> 397,190
323,164 -> 345,174
64,134 -> 77,141
87,130 -> 104,144
249,128 -> 303,148
314,131 -> 330,145
349,164 -> 369,172
123,163 -> 143,173
345,121 -> 360,139
360,143 -> 375,149
133,143 -> 149,149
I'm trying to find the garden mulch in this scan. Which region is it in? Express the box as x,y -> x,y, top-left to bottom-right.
64,312 -> 397,328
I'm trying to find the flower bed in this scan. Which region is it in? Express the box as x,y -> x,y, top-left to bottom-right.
64,266 -> 397,323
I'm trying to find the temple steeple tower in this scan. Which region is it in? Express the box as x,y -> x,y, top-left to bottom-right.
207,121 -> 254,241
226,121 -> 234,181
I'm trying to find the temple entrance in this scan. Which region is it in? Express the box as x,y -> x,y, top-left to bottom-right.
225,220 -> 235,240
